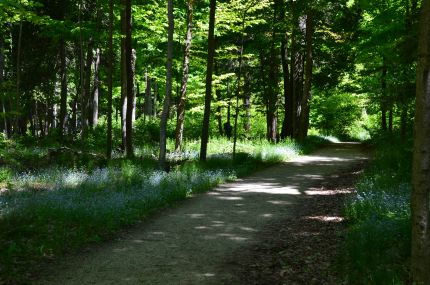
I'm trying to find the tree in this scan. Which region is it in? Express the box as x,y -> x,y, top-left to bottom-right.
411,0 -> 430,283
159,0 -> 174,169
125,0 -> 134,158
106,0 -> 114,159
175,0 -> 193,153
199,0 -> 216,162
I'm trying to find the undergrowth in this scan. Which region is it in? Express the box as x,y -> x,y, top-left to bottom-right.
341,134 -> 412,285
0,136 -> 328,284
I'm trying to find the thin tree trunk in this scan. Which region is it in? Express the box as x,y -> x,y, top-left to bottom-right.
125,0 -> 134,158
15,20 -> 23,134
121,0 -> 127,151
59,39 -> 68,136
232,15 -> 247,158
107,0 -> 114,159
144,70 -> 152,117
175,0 -> 194,153
200,0 -> 216,162
132,49 -> 137,123
0,33 -> 7,137
298,11 -> 313,140
91,48 -> 100,128
82,42 -> 93,134
388,105 -> 393,133
159,0 -> 175,169
411,0 -> 430,283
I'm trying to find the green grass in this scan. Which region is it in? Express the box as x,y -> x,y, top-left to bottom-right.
0,136 -> 329,284
341,135 -> 412,285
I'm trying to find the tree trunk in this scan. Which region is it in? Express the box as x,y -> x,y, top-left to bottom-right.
176,31 -> 192,141
107,0 -> 114,159
125,0 -> 134,158
199,0 -> 216,162
82,42 -> 93,135
15,20 -> 23,135
59,39 -> 68,136
121,0 -> 127,151
233,21 -> 245,158
132,50 -> 137,123
298,12 -> 314,140
144,70 -> 153,117
159,0 -> 175,169
280,32 -> 293,139
91,48 -> 100,128
0,33 -> 7,137
411,0 -> 430,284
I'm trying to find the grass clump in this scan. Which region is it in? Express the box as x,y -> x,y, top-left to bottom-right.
0,136 -> 329,284
341,135 -> 412,285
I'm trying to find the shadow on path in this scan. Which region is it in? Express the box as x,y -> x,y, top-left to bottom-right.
37,143 -> 368,285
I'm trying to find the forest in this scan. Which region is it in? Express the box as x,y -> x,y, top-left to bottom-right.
0,0 -> 430,284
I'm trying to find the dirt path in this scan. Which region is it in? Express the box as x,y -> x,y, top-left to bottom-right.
36,143 -> 368,285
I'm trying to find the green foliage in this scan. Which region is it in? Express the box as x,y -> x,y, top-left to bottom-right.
341,134 -> 412,284
310,91 -> 364,139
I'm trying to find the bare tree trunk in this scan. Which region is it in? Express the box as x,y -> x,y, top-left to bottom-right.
15,20 -> 23,135
298,11 -> 313,140
200,0 -> 216,162
175,0 -> 194,152
59,39 -> 68,136
280,32 -> 292,139
91,48 -> 100,128
159,0 -> 175,169
82,42 -> 93,134
121,0 -> 127,151
144,70 -> 152,117
411,1 -> 430,284
132,49 -> 137,123
125,0 -> 134,158
233,21 -> 245,158
107,0 -> 114,159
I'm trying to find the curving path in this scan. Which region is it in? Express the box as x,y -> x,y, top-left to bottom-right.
36,143 -> 368,285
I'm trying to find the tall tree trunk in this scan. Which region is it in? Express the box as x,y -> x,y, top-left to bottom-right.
121,0 -> 127,151
131,49 -> 137,123
298,12 -> 314,140
82,42 -> 93,134
59,39 -> 68,136
411,0 -> 430,284
280,32 -> 292,139
175,0 -> 194,152
107,0 -> 114,159
388,105 -> 393,133
125,0 -> 134,158
15,20 -> 23,135
216,89 -> 224,137
199,0 -> 216,161
159,0 -> 175,169
267,3 -> 280,142
232,19 -> 246,159
91,48 -> 100,128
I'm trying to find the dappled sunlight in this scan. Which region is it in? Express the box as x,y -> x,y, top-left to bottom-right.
305,189 -> 353,195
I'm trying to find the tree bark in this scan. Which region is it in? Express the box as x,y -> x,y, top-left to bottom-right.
125,0 -> 134,158
0,33 -> 7,137
175,0 -> 194,152
59,39 -> 68,136
233,20 -> 245,159
411,0 -> 430,284
280,32 -> 293,139
15,20 -> 23,135
144,70 -> 153,117
298,12 -> 314,140
159,0 -> 175,169
91,48 -> 100,128
121,0 -> 127,151
199,0 -> 216,162
107,0 -> 114,159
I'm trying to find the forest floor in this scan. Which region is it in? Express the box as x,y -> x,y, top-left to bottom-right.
34,143 -> 369,285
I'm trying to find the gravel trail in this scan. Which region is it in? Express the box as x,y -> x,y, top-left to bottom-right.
36,143 -> 368,285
